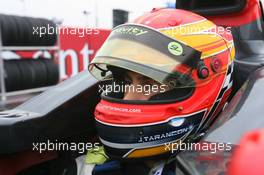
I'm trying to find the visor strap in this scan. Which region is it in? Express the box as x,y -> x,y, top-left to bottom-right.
94,64 -> 110,77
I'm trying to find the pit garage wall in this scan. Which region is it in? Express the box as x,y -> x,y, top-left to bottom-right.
3,27 -> 111,81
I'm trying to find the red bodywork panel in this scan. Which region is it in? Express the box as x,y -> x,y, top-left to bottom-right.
208,0 -> 262,26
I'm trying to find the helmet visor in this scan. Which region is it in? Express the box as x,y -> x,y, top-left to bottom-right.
89,24 -> 203,88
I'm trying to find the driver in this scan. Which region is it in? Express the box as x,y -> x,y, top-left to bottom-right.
82,8 -> 235,175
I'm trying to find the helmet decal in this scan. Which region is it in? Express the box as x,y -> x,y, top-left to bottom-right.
168,41 -> 184,56
96,109 -> 207,158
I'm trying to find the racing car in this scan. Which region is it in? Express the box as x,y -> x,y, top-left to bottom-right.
0,0 -> 264,174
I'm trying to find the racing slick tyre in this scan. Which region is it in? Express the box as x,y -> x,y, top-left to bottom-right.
16,59 -> 36,90
10,16 -> 21,45
4,60 -> 22,92
29,17 -> 44,46
0,15 -> 12,46
42,59 -> 59,86
28,59 -> 48,88
18,16 -> 30,46
0,14 -> 57,46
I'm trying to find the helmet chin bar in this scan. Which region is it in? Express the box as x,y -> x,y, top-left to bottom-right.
95,105 -> 207,159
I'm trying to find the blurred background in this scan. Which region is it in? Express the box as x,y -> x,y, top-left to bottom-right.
0,0 -> 176,107
0,0 -> 176,28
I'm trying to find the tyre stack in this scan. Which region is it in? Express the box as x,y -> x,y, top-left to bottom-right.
4,59 -> 59,91
0,14 -> 57,46
0,14 -> 59,92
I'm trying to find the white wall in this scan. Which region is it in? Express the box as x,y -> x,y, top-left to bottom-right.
94,0 -> 169,28
0,0 -> 175,28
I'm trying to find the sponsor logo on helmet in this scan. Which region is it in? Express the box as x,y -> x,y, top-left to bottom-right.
97,103 -> 141,113
168,41 -> 183,56
113,26 -> 148,36
138,125 -> 193,143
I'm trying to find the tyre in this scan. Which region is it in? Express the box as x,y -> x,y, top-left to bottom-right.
26,17 -> 37,46
19,17 -> 30,46
0,14 -> 57,46
30,17 -> 43,46
41,19 -> 57,46
42,59 -> 59,86
10,16 -> 20,46
4,60 -> 21,91
39,19 -> 48,46
16,59 -> 35,90
14,16 -> 26,46
0,15 -> 11,46
29,59 -> 48,88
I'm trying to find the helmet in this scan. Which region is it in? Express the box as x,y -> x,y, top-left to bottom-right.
228,129 -> 264,175
88,8 -> 235,159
